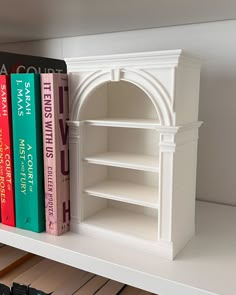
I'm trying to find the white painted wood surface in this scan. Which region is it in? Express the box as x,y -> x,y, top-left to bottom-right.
84,118 -> 160,129
82,207 -> 158,241
67,50 -> 201,259
0,201 -> 234,295
0,0 -> 236,43
84,180 -> 158,208
84,152 -> 159,172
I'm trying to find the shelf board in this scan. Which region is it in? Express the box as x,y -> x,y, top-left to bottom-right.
82,207 -> 158,241
84,118 -> 160,129
84,152 -> 159,172
0,1 -> 236,43
84,180 -> 158,208
0,201 -> 235,295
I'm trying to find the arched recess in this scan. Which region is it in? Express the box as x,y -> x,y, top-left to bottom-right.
70,68 -> 174,126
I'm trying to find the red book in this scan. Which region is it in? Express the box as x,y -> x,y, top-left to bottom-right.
0,75 -> 15,226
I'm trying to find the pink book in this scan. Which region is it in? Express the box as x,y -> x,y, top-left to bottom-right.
41,73 -> 70,235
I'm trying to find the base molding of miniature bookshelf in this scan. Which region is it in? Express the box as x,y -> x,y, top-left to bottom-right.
0,201 -> 235,295
70,213 -> 174,259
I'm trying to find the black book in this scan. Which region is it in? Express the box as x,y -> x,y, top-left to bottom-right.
0,284 -> 11,295
0,51 -> 67,75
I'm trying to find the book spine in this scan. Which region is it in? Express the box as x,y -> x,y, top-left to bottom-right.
0,284 -> 11,295
41,74 -> 57,234
11,73 -> 45,232
56,74 -> 70,235
12,283 -> 28,295
29,287 -> 48,295
0,75 -> 15,226
41,74 -> 70,235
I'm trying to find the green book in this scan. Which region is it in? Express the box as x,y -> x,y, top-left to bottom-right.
11,73 -> 45,232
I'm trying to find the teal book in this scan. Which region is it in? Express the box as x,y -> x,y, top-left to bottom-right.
11,73 -> 45,232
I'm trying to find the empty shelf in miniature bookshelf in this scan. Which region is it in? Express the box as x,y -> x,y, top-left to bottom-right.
83,118 -> 160,129
82,207 -> 158,241
84,180 -> 158,208
84,152 -> 159,172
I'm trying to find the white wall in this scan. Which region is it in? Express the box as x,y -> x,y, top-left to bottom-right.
1,19 -> 236,206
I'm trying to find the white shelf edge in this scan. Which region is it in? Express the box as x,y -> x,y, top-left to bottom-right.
0,228 -> 209,295
83,118 -> 160,129
0,201 -> 225,295
84,191 -> 159,209
68,120 -> 202,133
84,180 -> 159,209
84,152 -> 159,173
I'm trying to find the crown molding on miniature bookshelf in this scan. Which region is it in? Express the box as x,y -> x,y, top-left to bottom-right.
65,50 -> 201,71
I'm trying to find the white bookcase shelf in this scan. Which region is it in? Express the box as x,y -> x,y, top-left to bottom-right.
0,1 -> 235,44
84,118 -> 160,129
0,201 -> 235,295
84,180 -> 158,208
82,207 -> 158,241
84,152 -> 159,172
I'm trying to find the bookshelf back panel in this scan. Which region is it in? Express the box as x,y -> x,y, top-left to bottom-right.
83,126 -> 159,157
107,81 -> 158,120
83,165 -> 158,188
83,125 -> 108,156
83,195 -> 158,220
80,83 -> 108,120
108,128 -> 159,156
83,164 -> 108,188
108,167 -> 158,187
108,200 -> 158,217
79,81 -> 159,121
82,197 -> 158,241
82,195 -> 108,220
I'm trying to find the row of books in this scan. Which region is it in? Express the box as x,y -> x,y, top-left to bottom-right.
1,245 -> 149,295
0,51 -> 70,235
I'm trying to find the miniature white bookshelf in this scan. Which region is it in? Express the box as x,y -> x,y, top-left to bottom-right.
66,50 -> 202,259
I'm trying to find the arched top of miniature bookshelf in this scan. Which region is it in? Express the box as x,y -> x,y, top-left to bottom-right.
70,68 -> 174,126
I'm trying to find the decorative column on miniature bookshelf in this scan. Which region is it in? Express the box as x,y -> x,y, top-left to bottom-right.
158,131 -> 176,246
67,121 -> 82,230
158,124 -> 201,257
